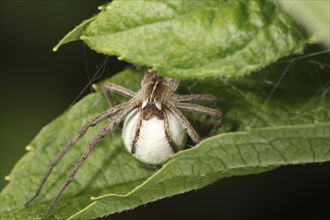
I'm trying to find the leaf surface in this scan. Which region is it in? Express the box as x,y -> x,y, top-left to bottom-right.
276,0 -> 330,47
71,123 -> 330,219
55,0 -> 310,78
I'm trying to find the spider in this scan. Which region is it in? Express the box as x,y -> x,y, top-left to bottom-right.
24,72 -> 223,219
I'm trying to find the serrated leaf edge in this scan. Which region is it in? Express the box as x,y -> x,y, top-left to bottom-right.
67,122 -> 330,219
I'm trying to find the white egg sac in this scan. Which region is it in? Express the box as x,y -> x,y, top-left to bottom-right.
122,109 -> 187,165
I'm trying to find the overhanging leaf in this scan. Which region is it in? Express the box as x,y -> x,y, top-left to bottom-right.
276,0 -> 330,47
54,0 -> 310,79
53,16 -> 96,52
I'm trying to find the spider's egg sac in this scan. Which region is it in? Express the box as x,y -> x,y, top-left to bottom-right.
122,109 -> 187,165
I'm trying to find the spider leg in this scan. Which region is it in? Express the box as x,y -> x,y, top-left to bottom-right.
40,102 -> 137,220
103,82 -> 136,107
131,111 -> 143,154
176,102 -> 223,136
163,110 -> 178,152
177,94 -> 218,131
24,102 -> 128,208
167,103 -> 200,144
177,94 -> 217,107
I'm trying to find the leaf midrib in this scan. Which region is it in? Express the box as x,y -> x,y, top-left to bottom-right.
86,4 -> 228,37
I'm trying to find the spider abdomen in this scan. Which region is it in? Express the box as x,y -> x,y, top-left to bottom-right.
122,108 -> 187,165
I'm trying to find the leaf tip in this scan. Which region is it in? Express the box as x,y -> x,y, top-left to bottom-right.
80,35 -> 87,41
25,145 -> 34,151
98,4 -> 111,11
117,55 -> 126,61
4,175 -> 11,181
92,83 -> 99,92
52,46 -> 59,52
98,5 -> 105,10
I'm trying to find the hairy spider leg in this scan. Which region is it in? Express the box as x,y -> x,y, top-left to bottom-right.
167,103 -> 201,143
163,110 -> 178,152
177,94 -> 217,107
176,102 -> 223,136
102,82 -> 135,107
131,109 -> 144,154
41,102 -> 137,220
177,94 -> 218,132
25,82 -> 136,208
24,102 -> 127,208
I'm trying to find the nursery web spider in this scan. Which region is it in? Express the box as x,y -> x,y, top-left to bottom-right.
24,72 -> 223,219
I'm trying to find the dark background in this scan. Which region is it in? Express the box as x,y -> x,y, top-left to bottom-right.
1,1 -> 329,220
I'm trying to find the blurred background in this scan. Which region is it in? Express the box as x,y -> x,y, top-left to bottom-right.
1,0 -> 110,187
1,1 -> 329,219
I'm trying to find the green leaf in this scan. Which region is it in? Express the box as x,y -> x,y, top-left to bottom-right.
0,70 -> 154,220
1,50 -> 329,219
53,16 -> 96,52
276,0 -> 330,47
54,0 -> 310,78
71,123 -> 330,220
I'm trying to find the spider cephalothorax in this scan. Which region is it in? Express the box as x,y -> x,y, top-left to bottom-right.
139,72 -> 179,109
25,72 -> 223,219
